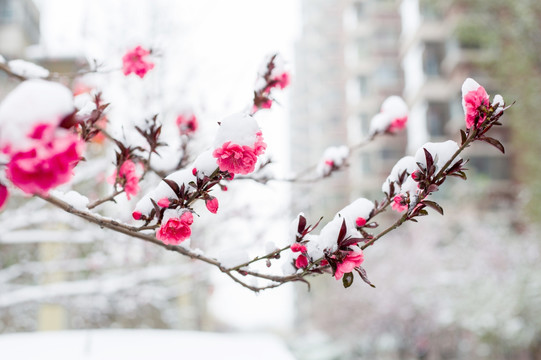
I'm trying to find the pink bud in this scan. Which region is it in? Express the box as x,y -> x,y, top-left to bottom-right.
295,254 -> 308,269
222,186 -> 228,192
412,171 -> 421,180
157,197 -> 170,207
206,197 -> 219,214
132,211 -> 142,220
325,159 -> 334,167
0,184 -> 8,210
291,243 -> 307,253
355,217 -> 367,227
192,168 -> 197,176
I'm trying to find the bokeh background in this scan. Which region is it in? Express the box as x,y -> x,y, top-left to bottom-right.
0,0 -> 540,359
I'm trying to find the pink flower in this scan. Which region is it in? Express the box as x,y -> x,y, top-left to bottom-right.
0,183 -> 8,210
158,197 -> 170,208
205,197 -> 219,214
261,99 -> 273,109
355,217 -> 367,227
334,250 -> 364,280
6,124 -> 83,195
156,211 -> 194,245
122,46 -> 155,78
392,195 -> 408,212
295,254 -> 308,269
462,78 -> 490,129
254,131 -> 267,156
213,141 -> 259,175
111,160 -> 141,200
389,116 -> 408,132
291,243 -> 307,253
274,72 -> 290,89
176,114 -> 198,135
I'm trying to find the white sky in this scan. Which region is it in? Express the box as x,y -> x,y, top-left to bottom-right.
32,0 -> 302,331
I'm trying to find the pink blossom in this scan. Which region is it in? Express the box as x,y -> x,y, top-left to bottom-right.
254,131 -> 267,156
205,197 -> 219,214
6,124 -> 83,195
462,79 -> 490,129
389,116 -> 408,132
273,72 -> 290,89
111,160 -> 141,200
176,114 -> 198,135
261,99 -> 273,109
0,183 -> 8,210
295,254 -> 308,269
392,195 -> 408,212
334,250 -> 364,280
122,46 -> 155,78
156,212 -> 194,245
355,217 -> 367,227
291,243 -> 307,253
158,197 -> 170,207
213,142 -> 259,175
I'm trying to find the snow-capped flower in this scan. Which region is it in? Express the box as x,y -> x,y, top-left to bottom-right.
122,46 -> 154,78
295,254 -> 308,269
316,146 -> 349,176
111,159 -> 141,200
462,78 -> 490,129
156,211 -> 194,245
176,113 -> 198,135
0,183 -> 8,210
6,123 -> 83,195
212,113 -> 266,175
205,197 -> 219,214
369,96 -> 409,134
334,250 -> 364,280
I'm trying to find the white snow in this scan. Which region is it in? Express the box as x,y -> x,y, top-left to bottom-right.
335,197 -> 374,226
213,112 -> 262,148
316,145 -> 349,176
414,140 -> 461,172
218,248 -> 250,269
0,80 -> 74,150
369,112 -> 393,134
0,329 -> 296,360
492,94 -> 504,116
381,156 -> 418,195
399,175 -> 419,196
288,212 -> 305,243
7,59 -> 50,79
0,55 -> 5,64
50,190 -> 90,210
380,95 -> 408,121
192,148 -> 219,179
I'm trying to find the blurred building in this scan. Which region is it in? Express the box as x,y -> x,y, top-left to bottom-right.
290,0 -> 405,221
400,0 -> 510,188
290,0 -> 511,220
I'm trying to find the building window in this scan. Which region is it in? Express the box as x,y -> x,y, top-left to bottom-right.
468,156 -> 509,180
427,101 -> 449,137
358,76 -> 370,97
423,42 -> 445,77
374,61 -> 399,87
353,1 -> 365,22
0,0 -> 13,21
